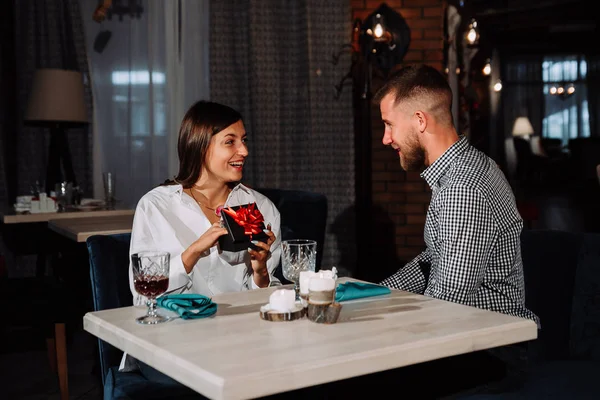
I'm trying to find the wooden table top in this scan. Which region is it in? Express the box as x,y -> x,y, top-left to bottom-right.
83,277 -> 538,400
2,208 -> 134,224
48,214 -> 134,242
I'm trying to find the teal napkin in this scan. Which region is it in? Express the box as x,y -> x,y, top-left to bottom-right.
157,294 -> 217,320
335,282 -> 391,302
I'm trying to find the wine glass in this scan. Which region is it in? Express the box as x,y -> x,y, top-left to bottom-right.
131,251 -> 171,325
282,239 -> 317,300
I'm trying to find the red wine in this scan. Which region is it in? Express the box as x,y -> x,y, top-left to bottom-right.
134,277 -> 169,297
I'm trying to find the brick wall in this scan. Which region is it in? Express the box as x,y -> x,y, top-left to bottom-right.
352,0 -> 446,269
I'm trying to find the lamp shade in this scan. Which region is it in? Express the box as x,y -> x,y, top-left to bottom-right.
512,116 -> 534,137
25,69 -> 88,125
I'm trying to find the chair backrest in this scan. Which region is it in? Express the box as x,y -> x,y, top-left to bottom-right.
569,137 -> 600,184
520,229 -> 600,363
520,229 -> 582,362
256,188 -> 328,273
86,233 -> 132,386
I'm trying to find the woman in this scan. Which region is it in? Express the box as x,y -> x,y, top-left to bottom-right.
128,100 -> 281,306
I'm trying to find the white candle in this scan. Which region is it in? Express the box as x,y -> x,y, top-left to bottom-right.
308,275 -> 336,305
308,276 -> 336,292
299,270 -> 317,295
269,289 -> 296,312
318,269 -> 337,280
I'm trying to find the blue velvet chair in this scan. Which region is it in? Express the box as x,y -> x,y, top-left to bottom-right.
255,187 -> 328,280
86,188 -> 328,398
87,233 -> 201,400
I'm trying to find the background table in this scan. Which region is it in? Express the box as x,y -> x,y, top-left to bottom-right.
48,214 -> 134,242
0,208 -> 135,400
1,208 -> 134,224
84,278 -> 538,400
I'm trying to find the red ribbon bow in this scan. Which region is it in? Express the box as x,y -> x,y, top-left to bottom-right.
222,203 -> 265,239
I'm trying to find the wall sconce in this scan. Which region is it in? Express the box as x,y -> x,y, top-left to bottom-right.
334,3 -> 410,99
465,18 -> 480,47
93,0 -> 143,22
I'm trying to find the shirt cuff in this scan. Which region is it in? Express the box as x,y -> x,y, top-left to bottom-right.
251,272 -> 272,289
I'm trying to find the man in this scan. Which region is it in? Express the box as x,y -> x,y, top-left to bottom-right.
370,63 -> 539,398
374,63 -> 538,325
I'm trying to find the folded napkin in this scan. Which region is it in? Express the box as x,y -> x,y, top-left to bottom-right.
157,294 -> 217,320
335,281 -> 391,302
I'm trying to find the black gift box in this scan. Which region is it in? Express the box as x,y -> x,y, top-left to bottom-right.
218,203 -> 269,252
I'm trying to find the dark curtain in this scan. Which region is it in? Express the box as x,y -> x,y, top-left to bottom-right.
587,54 -> 600,137
501,55 -> 544,181
0,0 -> 17,213
0,0 -> 93,277
210,0 -> 355,273
13,0 -> 93,200
502,56 -> 544,138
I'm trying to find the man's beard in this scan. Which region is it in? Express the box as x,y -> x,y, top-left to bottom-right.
400,132 -> 426,171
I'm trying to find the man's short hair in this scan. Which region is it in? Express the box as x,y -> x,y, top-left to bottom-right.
373,64 -> 453,124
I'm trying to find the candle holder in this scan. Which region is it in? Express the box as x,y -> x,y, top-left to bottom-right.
259,302 -> 305,322
307,302 -> 343,324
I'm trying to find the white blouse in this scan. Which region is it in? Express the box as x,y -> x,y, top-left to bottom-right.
121,183 -> 282,371
128,182 -> 282,305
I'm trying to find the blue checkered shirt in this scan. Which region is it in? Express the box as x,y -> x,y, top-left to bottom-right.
380,137 -> 539,325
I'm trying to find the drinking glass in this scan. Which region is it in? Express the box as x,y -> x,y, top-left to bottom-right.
103,172 -> 116,209
282,239 -> 317,300
131,251 -> 171,325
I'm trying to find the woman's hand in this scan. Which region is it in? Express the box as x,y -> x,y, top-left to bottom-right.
248,223 -> 275,288
182,222 -> 228,273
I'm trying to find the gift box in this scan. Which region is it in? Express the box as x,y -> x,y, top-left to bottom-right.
218,202 -> 269,252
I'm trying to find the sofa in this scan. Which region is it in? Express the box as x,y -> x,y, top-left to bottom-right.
461,229 -> 600,399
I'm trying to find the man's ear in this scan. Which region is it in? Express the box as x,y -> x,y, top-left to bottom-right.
414,110 -> 427,133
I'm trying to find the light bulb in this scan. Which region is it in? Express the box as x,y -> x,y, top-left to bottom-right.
467,29 -> 477,44
374,23 -> 383,38
482,62 -> 491,76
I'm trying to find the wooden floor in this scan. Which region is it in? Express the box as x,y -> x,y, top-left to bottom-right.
0,325 -> 102,400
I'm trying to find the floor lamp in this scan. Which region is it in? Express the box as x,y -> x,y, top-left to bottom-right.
25,69 -> 88,194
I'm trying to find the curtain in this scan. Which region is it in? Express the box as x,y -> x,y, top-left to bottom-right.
0,0 -> 92,277
587,54 -> 600,137
14,0 -> 94,200
501,55 -> 544,179
79,0 -> 209,208
502,55 -> 545,139
210,0 -> 355,272
0,0 -> 17,212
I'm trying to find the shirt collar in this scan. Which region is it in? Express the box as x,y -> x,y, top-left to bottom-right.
420,136 -> 468,189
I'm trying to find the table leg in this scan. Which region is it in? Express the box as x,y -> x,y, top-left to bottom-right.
55,323 -> 69,400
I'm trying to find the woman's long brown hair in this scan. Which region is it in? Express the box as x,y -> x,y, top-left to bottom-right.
162,101 -> 242,188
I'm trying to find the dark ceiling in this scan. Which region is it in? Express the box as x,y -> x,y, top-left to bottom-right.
450,0 -> 599,54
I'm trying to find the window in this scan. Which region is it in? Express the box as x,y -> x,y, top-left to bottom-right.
111,71 -> 167,138
542,56 -> 590,144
